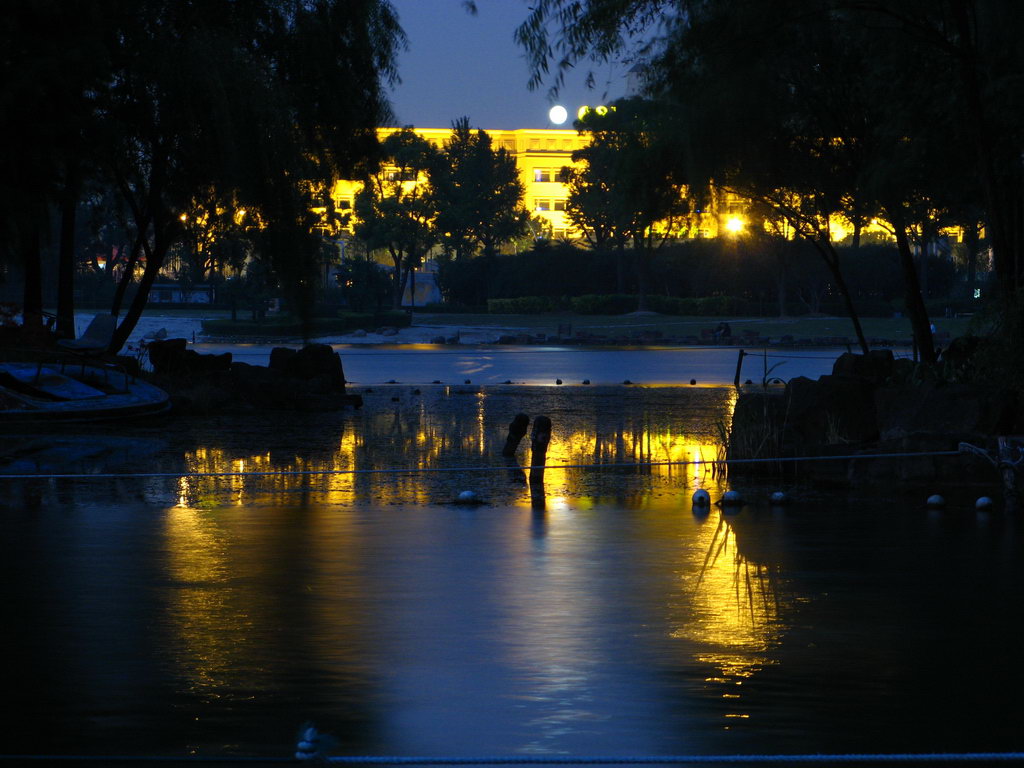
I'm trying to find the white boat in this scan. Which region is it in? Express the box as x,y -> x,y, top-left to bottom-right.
0,362 -> 171,423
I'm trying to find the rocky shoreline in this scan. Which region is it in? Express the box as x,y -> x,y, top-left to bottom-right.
727,347 -> 1021,495
143,338 -> 362,414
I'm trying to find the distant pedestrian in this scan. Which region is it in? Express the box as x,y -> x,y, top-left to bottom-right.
713,321 -> 732,341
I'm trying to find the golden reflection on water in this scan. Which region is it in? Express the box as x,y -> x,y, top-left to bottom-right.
673,510 -> 785,724
162,505 -> 252,698
173,388 -> 736,508
160,387 -> 767,718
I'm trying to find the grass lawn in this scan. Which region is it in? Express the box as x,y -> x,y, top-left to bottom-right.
411,311 -> 981,342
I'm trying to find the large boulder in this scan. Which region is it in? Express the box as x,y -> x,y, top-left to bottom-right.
831,349 -> 895,384
148,338 -> 231,376
147,340 -> 359,413
270,344 -> 346,387
785,373 -> 879,447
875,382 -> 1017,439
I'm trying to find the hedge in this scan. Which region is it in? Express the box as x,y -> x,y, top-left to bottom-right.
487,296 -> 560,314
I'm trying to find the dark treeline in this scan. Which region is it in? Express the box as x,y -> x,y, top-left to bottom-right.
0,0 -> 405,352
437,239 -> 970,317
518,0 -> 1024,365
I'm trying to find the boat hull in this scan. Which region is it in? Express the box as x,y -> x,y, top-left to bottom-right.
0,363 -> 171,423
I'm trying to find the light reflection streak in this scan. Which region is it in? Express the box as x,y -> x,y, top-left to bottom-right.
671,509 -> 786,723
162,505 -> 252,698
170,389 -> 735,510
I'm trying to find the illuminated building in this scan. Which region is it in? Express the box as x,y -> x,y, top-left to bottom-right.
329,126 -> 762,243
328,127 -> 959,249
329,127 -> 590,241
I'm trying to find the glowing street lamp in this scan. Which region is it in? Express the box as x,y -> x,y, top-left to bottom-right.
725,216 -> 745,234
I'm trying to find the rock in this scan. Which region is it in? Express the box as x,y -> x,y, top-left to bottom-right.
350,329 -> 367,337
269,347 -> 296,371
380,326 -> 399,336
147,338 -> 231,376
147,338 -> 188,373
281,344 -> 346,387
148,340 -> 360,414
786,374 -> 879,446
832,350 -> 895,384
875,382 -> 1010,440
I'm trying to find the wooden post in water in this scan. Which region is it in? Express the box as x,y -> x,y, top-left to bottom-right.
734,349 -> 746,390
502,413 -> 530,458
530,415 -> 552,510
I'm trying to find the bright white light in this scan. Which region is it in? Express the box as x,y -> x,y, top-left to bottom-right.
725,216 -> 745,234
548,105 -> 568,125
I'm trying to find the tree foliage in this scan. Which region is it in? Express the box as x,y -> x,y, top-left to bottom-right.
1,0 -> 405,351
515,0 -> 1024,360
567,99 -> 692,308
354,129 -> 440,308
432,117 -> 529,260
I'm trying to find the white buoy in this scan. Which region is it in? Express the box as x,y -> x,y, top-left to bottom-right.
976,496 -> 994,510
926,494 -> 945,508
457,490 -> 479,504
770,491 -> 787,505
296,726 -> 321,761
692,489 -> 711,506
721,490 -> 743,506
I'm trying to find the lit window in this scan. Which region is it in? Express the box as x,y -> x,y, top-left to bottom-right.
974,288 -> 982,299
535,199 -> 551,212
534,168 -> 552,182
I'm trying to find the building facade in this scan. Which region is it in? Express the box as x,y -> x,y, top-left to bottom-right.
328,126 -> 923,249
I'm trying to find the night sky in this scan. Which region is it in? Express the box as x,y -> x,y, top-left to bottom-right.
387,0 -> 630,130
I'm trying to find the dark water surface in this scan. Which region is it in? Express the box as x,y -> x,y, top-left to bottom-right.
198,343 -> 852,386
1,386 -> 1021,761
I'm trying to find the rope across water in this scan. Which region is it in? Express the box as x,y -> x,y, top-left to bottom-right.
0,450 -> 963,481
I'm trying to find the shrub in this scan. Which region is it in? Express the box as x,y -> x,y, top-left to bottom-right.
487,296 -> 557,314
570,294 -> 638,314
414,302 -> 485,314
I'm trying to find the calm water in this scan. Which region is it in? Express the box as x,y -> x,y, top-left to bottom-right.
1,386 -> 1021,761
198,343 -> 853,386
